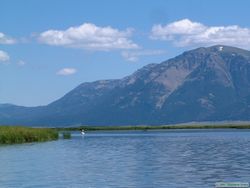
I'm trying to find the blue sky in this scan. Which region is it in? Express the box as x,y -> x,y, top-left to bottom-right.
1,0 -> 250,106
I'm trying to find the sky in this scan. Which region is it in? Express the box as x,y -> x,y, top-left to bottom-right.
1,0 -> 250,106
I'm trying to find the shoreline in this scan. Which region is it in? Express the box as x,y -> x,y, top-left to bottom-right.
55,124 -> 250,132
1,124 -> 250,144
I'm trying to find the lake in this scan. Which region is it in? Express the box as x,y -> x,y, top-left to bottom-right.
1,129 -> 250,188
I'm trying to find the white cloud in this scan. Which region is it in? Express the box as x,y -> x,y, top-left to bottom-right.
17,60 -> 26,66
151,19 -> 250,48
38,23 -> 139,51
57,68 -> 77,76
121,49 -> 166,62
0,32 -> 16,44
0,50 -> 10,62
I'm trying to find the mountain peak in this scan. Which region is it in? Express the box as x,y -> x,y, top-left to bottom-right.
187,45 -> 249,54
205,45 -> 250,56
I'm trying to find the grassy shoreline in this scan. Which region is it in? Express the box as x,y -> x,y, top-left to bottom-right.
1,124 -> 250,144
0,126 -> 58,144
55,124 -> 250,132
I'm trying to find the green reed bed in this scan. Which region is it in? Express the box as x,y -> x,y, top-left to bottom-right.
0,126 -> 59,144
62,132 -> 71,139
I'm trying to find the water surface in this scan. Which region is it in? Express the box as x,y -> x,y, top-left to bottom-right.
1,129 -> 250,188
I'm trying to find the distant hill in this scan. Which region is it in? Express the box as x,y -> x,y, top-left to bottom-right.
2,45 -> 250,127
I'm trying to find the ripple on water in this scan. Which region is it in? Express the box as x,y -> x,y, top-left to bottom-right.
1,130 -> 250,188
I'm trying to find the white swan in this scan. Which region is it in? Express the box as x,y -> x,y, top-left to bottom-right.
81,129 -> 85,135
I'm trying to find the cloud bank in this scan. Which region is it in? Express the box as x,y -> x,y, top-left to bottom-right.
39,23 -> 139,51
151,19 -> 250,48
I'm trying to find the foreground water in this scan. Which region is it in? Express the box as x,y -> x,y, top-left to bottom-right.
1,129 -> 250,188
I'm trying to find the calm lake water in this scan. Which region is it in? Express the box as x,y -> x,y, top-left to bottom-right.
1,129 -> 250,188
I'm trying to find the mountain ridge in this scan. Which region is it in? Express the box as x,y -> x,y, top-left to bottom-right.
2,45 -> 250,127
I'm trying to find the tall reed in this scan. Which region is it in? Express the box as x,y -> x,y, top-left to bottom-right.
0,126 -> 58,144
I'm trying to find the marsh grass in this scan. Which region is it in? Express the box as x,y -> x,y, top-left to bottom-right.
62,132 -> 71,139
0,126 -> 58,144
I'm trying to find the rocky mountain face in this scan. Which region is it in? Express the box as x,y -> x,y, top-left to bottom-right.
1,45 -> 250,126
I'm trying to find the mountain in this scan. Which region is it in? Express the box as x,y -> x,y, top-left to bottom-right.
2,45 -> 250,127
